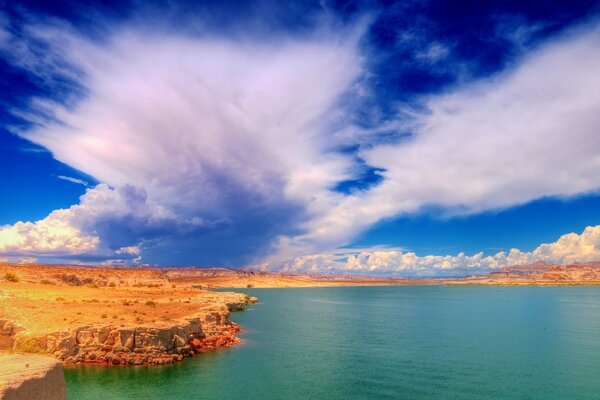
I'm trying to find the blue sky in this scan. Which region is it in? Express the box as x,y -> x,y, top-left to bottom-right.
1,0 -> 600,275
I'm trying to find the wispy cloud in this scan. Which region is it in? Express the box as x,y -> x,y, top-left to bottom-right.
1,16 -> 366,265
265,22 -> 600,266
56,175 -> 89,186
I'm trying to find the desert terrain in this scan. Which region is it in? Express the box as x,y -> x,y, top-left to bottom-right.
0,263 -> 257,366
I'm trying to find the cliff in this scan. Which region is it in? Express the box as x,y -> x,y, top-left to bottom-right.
0,354 -> 66,400
0,264 -> 257,366
11,301 -> 252,366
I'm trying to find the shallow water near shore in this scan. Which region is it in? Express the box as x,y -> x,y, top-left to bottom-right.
65,286 -> 600,399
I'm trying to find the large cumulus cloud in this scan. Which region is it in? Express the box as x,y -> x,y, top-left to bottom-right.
262,225 -> 600,277
0,184 -> 208,264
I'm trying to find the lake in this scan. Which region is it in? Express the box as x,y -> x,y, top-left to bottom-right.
65,286 -> 600,399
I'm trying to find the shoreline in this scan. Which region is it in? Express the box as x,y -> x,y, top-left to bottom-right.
2,297 -> 257,367
2,261 -> 600,368
0,263 -> 259,367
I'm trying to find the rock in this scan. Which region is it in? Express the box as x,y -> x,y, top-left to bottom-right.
172,334 -> 186,348
4,290 -> 256,367
226,302 -> 246,311
0,354 -> 66,400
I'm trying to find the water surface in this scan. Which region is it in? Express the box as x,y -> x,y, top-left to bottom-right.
65,286 -> 600,399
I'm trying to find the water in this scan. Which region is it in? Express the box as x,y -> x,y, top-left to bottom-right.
65,286 -> 600,399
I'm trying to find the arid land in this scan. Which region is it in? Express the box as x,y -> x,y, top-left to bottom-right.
1,261 -> 600,368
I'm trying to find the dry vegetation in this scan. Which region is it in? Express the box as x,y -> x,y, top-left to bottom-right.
0,264 -> 246,337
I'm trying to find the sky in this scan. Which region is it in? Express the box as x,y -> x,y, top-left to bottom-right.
1,0 -> 600,276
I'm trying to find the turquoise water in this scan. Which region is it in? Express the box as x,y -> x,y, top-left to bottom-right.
65,286 -> 600,399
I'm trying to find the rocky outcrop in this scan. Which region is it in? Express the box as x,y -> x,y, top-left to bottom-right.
0,321 -> 21,350
11,298 -> 256,366
0,354 -> 66,400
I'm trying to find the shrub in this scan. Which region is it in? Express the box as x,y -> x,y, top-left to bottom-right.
56,297 -> 66,302
40,279 -> 53,285
123,300 -> 131,306
133,283 -> 162,288
145,300 -> 157,307
108,281 -> 116,287
101,314 -> 108,318
4,272 -> 19,282
56,274 -> 81,286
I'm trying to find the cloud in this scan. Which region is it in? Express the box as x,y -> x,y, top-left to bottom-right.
0,184 -> 205,263
12,24 -> 362,207
18,257 -> 38,264
415,42 -> 451,63
56,175 -> 89,186
0,210 -> 99,256
3,13 -> 600,271
260,225 -> 600,276
3,17 -> 365,265
266,22 -> 600,264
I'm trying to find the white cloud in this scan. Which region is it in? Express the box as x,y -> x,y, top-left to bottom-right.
10,24 -> 362,217
18,257 -> 38,264
0,184 -> 192,263
56,175 -> 89,186
2,20 -> 368,264
267,23 -> 600,263
0,211 -> 99,256
262,225 -> 600,276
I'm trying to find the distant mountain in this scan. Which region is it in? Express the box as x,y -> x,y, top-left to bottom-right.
487,261 -> 600,282
488,261 -> 552,278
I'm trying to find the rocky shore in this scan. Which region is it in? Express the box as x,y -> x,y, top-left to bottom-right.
3,297 -> 256,366
0,263 -> 257,367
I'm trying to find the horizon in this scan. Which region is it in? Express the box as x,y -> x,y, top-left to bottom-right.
2,0 -> 600,277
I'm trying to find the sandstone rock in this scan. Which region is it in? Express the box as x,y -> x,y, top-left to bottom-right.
3,290 -> 255,367
0,354 -> 66,400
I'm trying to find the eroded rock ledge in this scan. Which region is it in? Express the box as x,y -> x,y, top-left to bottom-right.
8,296 -> 257,366
0,354 -> 66,400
